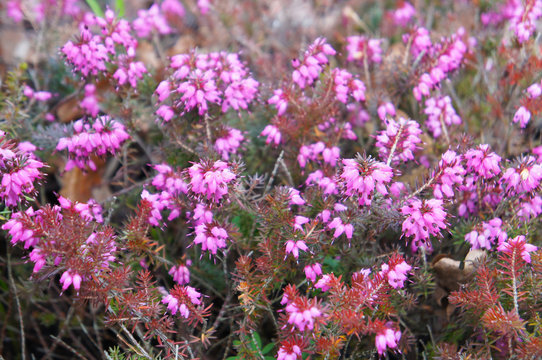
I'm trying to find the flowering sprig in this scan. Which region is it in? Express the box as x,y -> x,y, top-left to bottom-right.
56,116 -> 130,171
401,197 -> 448,252
339,154 -> 394,206
375,117 -> 422,165
0,131 -> 44,207
155,51 -> 258,118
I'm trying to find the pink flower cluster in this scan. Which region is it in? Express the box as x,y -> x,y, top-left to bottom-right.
6,0 -> 81,23
80,84 -> 100,117
413,28 -> 468,101
260,124 -> 282,146
23,85 -> 53,102
379,255 -> 412,289
281,289 -> 324,332
187,160 -> 236,203
58,196 -> 104,223
3,200 -> 117,292
62,10 -> 147,88
497,235 -> 538,263
193,222 -> 228,255
2,207 -> 40,249
340,155 -> 394,206
346,36 -> 383,64
465,218 -> 508,250
60,270 -> 82,292
403,27 -> 432,58
169,260 -> 191,285
277,340 -> 302,360
304,263 -> 323,282
432,150 -> 466,199
133,4 -> 171,38
375,117 -> 422,164
401,198 -> 448,252
268,89 -> 289,116
392,1 -> 416,27
509,0 -> 542,43
214,127 -> 245,160
162,285 -> 202,318
464,144 -> 501,179
306,169 -> 338,195
291,37 -> 336,88
155,51 -> 258,118
297,142 -> 340,168
501,156 -> 542,194
424,95 -> 462,138
375,327 -> 402,356
331,68 -> 366,103
56,116 -> 130,171
0,131 -> 44,207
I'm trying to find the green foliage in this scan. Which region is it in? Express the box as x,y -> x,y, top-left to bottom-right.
227,332 -> 275,360
85,0 -> 105,18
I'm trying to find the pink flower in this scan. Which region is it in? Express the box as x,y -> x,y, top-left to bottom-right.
314,274 -> 332,292
380,256 -> 412,289
161,0 -> 185,19
392,1 -> 416,27
327,217 -> 354,240
285,240 -> 308,259
340,155 -> 394,206
6,0 -> 24,22
193,223 -> 228,255
498,235 -> 538,263
377,102 -> 396,121
169,262 -> 191,285
268,89 -> 289,115
331,68 -> 366,103
60,270 -> 82,292
80,84 -> 100,116
375,117 -> 422,164
526,83 -> 542,98
284,299 -> 323,332
465,218 -> 508,250
501,156 -> 542,193
288,188 -> 306,206
424,96 -> 461,138
401,198 -> 448,252
56,116 -> 130,171
346,36 -> 383,64
464,144 -> 501,179
214,127 -> 245,160
375,328 -> 401,355
433,150 -> 466,199
291,38 -> 336,88
132,4 -> 171,38
162,285 -> 202,318
304,263 -> 322,282
260,124 -> 282,146
513,106 -> 531,128
188,160 -> 236,202
277,343 -> 302,360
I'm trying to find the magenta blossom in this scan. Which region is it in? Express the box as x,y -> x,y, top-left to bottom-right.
340,155 -> 393,206
401,198 -> 448,252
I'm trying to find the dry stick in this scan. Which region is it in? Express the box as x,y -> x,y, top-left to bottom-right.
386,121 -> 405,167
120,324 -> 153,359
50,335 -> 87,360
279,158 -> 294,187
45,301 -> 76,360
263,150 -> 285,195
7,250 -> 25,360
204,114 -> 213,148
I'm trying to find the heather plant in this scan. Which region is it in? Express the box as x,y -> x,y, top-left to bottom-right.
1,0 -> 542,359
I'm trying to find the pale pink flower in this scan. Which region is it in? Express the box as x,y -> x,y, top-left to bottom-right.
375,328 -> 401,355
